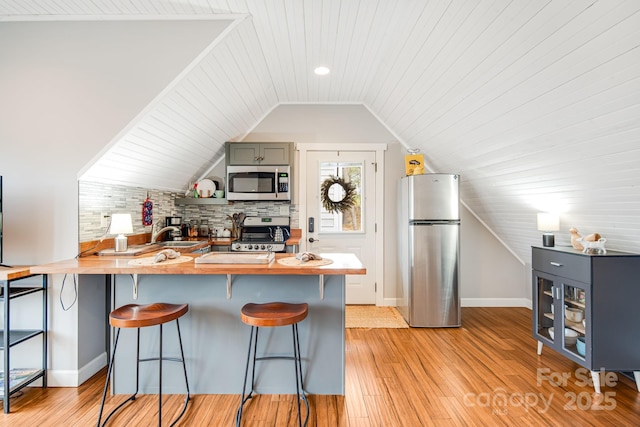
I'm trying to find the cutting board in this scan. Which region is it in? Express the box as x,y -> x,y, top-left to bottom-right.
195,252 -> 275,264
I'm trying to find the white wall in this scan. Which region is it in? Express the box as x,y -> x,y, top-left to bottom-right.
383,142 -> 405,302
460,207 -> 528,307
0,20 -> 229,386
245,104 -> 395,143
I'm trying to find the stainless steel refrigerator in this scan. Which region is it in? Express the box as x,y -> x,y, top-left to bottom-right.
397,174 -> 460,327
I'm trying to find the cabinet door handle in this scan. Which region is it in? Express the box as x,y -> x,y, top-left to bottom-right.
550,262 -> 562,267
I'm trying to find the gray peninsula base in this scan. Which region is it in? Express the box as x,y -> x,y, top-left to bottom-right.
110,273 -> 345,395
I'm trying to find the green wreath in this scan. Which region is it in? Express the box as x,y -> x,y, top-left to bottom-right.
321,176 -> 356,213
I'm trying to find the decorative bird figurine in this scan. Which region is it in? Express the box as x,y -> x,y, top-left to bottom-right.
570,228 -> 583,250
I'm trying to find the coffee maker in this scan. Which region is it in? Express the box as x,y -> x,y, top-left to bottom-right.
165,216 -> 183,240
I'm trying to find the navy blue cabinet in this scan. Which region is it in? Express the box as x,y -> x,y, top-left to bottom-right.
532,246 -> 640,394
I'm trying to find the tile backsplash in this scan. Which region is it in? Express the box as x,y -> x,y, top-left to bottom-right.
79,181 -> 299,242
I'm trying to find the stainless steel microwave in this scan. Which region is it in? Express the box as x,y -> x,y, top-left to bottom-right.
226,165 -> 291,201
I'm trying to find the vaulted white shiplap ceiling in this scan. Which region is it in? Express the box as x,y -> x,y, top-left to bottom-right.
2,0 -> 640,261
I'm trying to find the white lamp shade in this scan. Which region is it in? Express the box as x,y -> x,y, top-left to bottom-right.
537,213 -> 559,232
109,213 -> 133,235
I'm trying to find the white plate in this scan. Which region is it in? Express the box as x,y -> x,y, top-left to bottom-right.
196,179 -> 216,197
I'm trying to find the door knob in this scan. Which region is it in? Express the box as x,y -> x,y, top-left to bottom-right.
308,237 -> 319,243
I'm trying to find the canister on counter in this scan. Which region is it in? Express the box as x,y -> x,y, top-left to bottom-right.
199,220 -> 210,237
189,220 -> 199,238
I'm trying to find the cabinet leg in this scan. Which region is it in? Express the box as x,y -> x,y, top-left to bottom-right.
537,341 -> 543,355
591,371 -> 601,394
634,372 -> 640,392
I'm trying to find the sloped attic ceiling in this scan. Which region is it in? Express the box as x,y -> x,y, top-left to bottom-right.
2,0 -> 640,262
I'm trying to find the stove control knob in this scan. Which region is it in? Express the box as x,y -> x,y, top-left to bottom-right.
247,244 -> 253,250
260,245 -> 266,250
232,243 -> 241,251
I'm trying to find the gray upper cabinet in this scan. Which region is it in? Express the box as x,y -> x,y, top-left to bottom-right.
532,245 -> 640,394
226,142 -> 292,165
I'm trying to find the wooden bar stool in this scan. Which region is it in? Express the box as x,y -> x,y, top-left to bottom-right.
236,302 -> 309,427
97,303 -> 191,427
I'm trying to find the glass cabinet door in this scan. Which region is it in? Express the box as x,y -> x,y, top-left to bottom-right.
534,273 -> 555,345
561,281 -> 588,360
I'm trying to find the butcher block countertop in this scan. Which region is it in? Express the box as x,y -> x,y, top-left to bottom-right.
30,252 -> 365,276
0,265 -> 34,281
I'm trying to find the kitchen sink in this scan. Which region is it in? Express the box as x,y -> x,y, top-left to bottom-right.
157,241 -> 203,248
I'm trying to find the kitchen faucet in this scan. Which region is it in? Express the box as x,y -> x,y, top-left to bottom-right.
151,224 -> 180,243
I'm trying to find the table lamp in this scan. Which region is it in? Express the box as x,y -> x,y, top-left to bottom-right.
110,213 -> 133,252
537,213 -> 559,247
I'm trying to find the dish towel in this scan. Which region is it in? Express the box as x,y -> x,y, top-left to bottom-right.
154,249 -> 181,263
295,252 -> 323,262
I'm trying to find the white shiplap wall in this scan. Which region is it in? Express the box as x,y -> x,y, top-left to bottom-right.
2,0 -> 640,263
405,1 -> 640,259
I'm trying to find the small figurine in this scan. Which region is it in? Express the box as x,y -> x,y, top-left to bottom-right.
570,228 -> 583,250
570,228 -> 602,251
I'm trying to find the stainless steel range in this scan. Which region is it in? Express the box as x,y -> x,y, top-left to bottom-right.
230,216 -> 290,252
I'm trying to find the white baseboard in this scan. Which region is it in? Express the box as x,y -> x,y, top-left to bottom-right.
378,297 -> 532,309
47,352 -> 107,387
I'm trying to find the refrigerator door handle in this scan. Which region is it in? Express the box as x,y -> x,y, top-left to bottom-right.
410,220 -> 460,225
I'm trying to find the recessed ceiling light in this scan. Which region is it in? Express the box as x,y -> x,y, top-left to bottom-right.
314,66 -> 330,76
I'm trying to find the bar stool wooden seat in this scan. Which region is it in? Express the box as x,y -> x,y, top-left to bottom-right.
236,302 -> 309,427
97,303 -> 191,427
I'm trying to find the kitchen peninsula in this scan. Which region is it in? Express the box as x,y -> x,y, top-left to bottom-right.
31,252 -> 364,395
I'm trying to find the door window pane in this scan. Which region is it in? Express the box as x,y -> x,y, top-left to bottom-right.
319,162 -> 363,233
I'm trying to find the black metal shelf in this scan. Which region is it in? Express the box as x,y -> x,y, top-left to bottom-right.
0,286 -> 42,300
0,330 -> 44,349
1,270 -> 47,413
0,368 -> 45,395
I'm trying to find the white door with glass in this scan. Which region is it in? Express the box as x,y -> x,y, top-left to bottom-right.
306,151 -> 377,304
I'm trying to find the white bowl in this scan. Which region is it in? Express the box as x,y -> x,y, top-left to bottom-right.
548,327 -> 579,346
565,307 -> 584,322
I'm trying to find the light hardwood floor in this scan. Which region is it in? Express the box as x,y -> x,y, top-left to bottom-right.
2,307 -> 639,426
